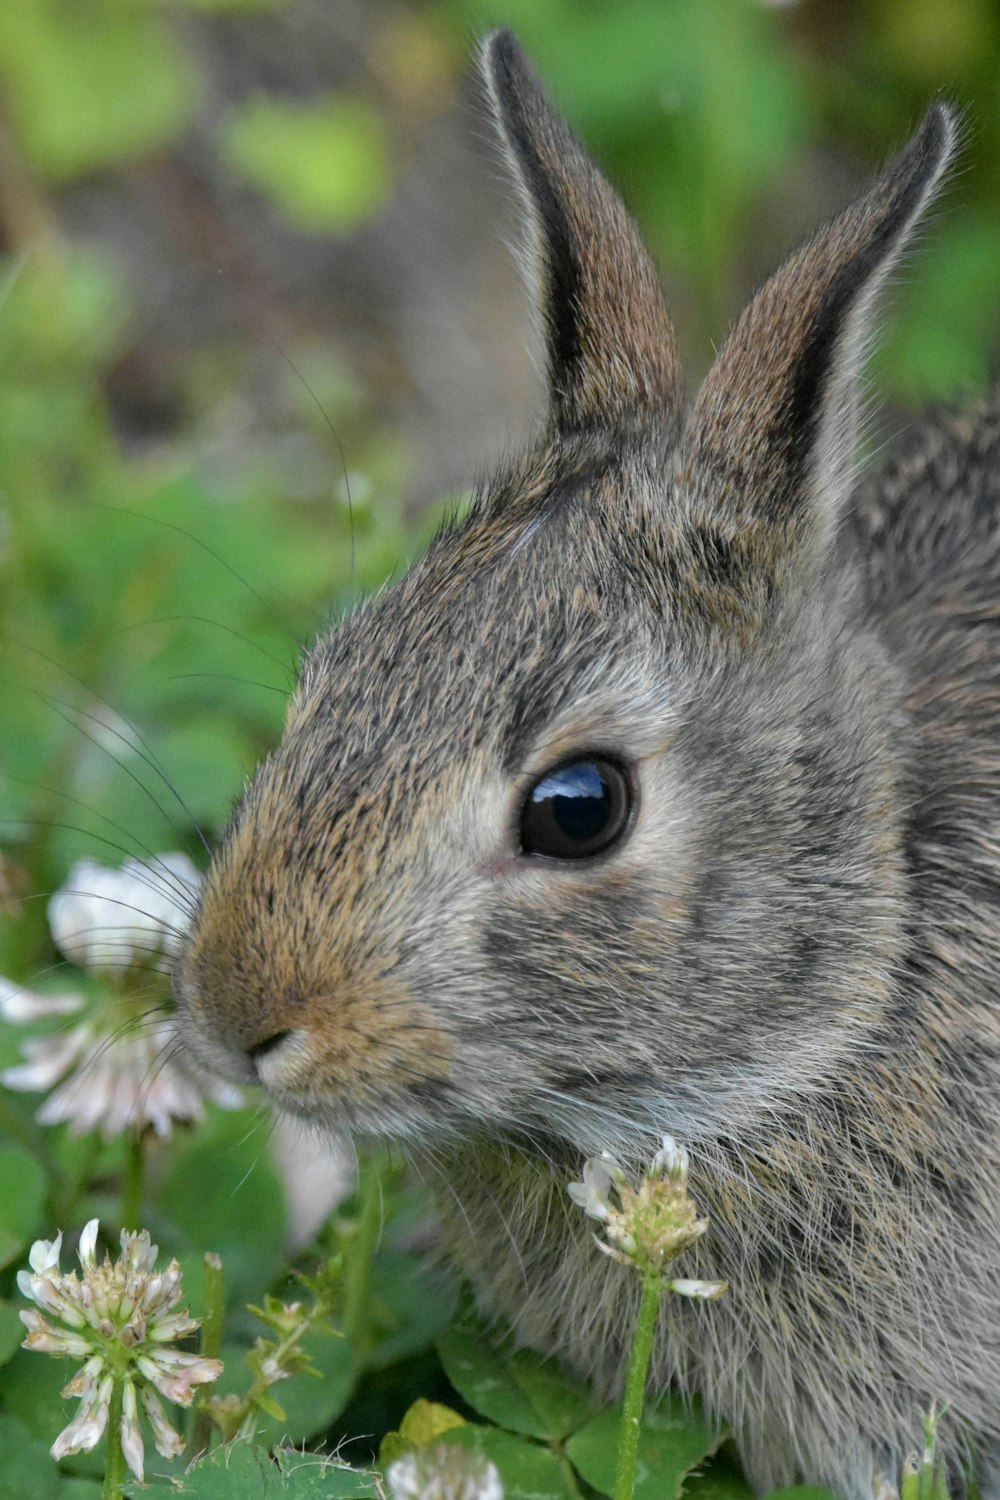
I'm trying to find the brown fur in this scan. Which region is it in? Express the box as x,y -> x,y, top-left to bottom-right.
175,32 -> 1000,1498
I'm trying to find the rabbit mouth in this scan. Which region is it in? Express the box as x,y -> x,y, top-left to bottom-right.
240,1022 -> 464,1142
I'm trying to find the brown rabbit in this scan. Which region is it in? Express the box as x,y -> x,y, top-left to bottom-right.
175,31 -> 1000,1498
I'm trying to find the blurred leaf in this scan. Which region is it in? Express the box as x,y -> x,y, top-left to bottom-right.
159,1107 -> 288,1306
764,1490 -> 843,1500
367,1254 -> 458,1372
223,96 -> 392,233
437,1321 -> 594,1440
447,1423 -> 575,1500
0,252 -> 130,378
0,1345 -> 68,1444
0,1298 -> 26,1366
0,1145 -> 47,1269
684,1452 -> 756,1500
876,213 -> 1000,400
0,1414 -> 59,1499
0,1 -> 195,180
57,1482 -> 104,1500
379,1397 -> 467,1466
566,1393 -> 724,1500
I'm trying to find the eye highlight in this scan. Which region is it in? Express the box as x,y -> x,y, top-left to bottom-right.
519,756 -> 633,860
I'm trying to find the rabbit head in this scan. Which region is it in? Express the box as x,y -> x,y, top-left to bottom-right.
175,33 -> 956,1162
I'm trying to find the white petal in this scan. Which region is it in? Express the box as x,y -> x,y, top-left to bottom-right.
49,859 -> 165,973
0,978 -> 83,1022
119,1380 -> 145,1482
77,1219 -> 100,1271
652,1135 -> 689,1181
668,1277 -> 727,1300
28,1232 -> 63,1275
2,1024 -> 93,1093
50,1374 -> 112,1459
140,1386 -> 184,1460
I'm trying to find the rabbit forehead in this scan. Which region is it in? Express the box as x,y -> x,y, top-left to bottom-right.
291,472 -> 672,781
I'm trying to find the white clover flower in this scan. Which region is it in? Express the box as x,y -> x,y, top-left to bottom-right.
567,1151 -> 624,1223
568,1137 -> 728,1299
47,854 -> 201,975
387,1447 -> 504,1500
651,1134 -> 689,1181
1,855 -> 241,1138
18,1219 -> 222,1481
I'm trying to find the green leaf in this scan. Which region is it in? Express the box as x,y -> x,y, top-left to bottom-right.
567,1393 -> 725,1500
0,1298 -> 26,1366
0,1146 -> 47,1269
0,1414 -> 60,1499
0,1 -> 195,180
274,1449 -> 381,1497
0,1347 -> 73,1444
447,1424 -> 576,1500
683,1452 -> 756,1500
222,95 -> 392,233
146,1440 -> 379,1498
57,1483 -> 104,1500
764,1490 -> 843,1500
379,1398 -> 467,1467
437,1323 -> 595,1439
159,1107 -> 288,1307
366,1253 -> 458,1370
400,1397 -> 467,1443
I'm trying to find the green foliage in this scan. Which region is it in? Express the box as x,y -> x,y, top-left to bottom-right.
0,1147 -> 47,1270
437,1321 -> 596,1440
223,97 -> 393,233
0,2 -> 195,181
124,1441 -> 380,1498
566,1396 -> 724,1500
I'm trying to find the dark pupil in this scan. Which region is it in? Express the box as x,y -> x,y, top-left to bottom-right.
520,758 -> 629,860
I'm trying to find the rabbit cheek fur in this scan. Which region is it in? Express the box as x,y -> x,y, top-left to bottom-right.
174,30 -> 1000,1500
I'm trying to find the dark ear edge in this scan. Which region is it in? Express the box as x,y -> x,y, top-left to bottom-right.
781,102 -> 959,476
480,30 -> 583,405
479,29 -> 683,435
683,102 -> 959,577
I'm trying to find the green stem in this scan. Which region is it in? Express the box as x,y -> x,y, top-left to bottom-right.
341,1154 -> 384,1357
187,1253 -> 225,1461
120,1132 -> 144,1231
104,1381 -> 127,1500
613,1274 -> 663,1500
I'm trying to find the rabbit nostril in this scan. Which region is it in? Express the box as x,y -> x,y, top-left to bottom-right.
247,1030 -> 292,1064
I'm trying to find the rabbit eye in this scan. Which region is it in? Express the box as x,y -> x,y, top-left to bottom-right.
519,757 -> 633,860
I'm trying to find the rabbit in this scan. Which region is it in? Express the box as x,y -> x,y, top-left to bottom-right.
174,29 -> 1000,1500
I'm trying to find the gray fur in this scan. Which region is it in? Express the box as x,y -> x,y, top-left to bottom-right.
175,33 -> 999,1498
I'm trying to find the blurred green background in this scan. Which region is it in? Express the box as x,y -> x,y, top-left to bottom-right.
1,0 -> 999,977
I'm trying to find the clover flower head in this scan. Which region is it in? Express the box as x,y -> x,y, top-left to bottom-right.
18,1218 -> 222,1481
568,1136 -> 727,1297
47,853 -> 201,975
387,1446 -> 504,1500
1,854 -> 241,1138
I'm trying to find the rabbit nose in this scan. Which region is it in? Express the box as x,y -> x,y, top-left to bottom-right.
246,1030 -> 292,1068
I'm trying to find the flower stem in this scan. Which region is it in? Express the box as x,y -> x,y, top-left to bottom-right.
342,1154 -> 383,1358
120,1132 -> 144,1231
187,1253 -> 225,1461
104,1380 -> 127,1500
613,1274 -> 663,1500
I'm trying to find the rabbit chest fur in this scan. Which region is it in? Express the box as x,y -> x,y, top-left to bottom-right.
175,32 -> 1000,1499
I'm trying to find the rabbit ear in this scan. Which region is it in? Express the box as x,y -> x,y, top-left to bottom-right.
683,105 -> 957,585
481,29 -> 683,434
